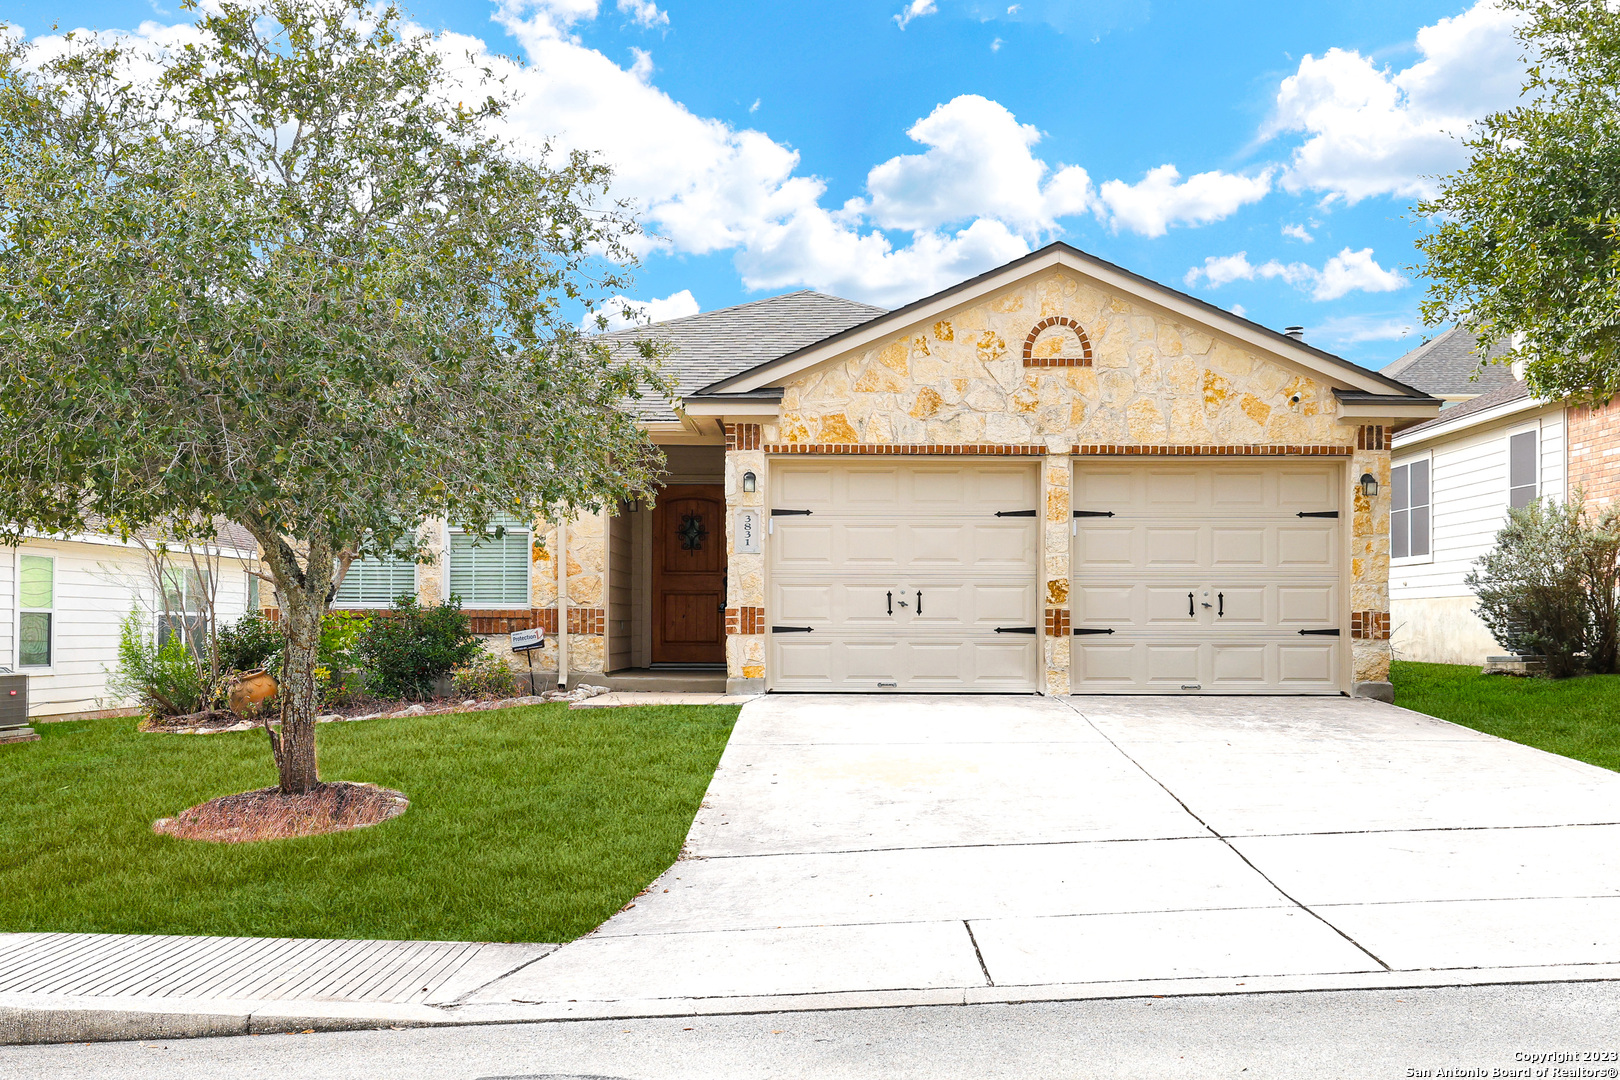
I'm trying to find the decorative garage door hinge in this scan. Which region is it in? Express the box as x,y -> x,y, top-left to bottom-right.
1298,627 -> 1341,636
1072,628 -> 1116,635
994,626 -> 1038,634
771,625 -> 815,633
1297,510 -> 1339,518
1073,510 -> 1115,518
770,508 -> 812,516
994,509 -> 1038,517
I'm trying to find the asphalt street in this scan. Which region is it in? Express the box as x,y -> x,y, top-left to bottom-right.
4,982 -> 1619,1080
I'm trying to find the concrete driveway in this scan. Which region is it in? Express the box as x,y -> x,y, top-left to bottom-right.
469,694 -> 1620,1016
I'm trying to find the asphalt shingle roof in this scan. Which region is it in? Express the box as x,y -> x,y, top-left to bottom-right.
598,291 -> 887,421
1383,326 -> 1517,397
1397,379 -> 1533,439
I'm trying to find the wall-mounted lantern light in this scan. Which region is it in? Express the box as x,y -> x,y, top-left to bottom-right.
742,471 -> 757,493
1360,472 -> 1379,498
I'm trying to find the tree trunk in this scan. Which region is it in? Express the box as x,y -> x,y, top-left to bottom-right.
271,587 -> 323,795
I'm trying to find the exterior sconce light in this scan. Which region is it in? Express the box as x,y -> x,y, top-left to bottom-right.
742,471 -> 757,493
1360,472 -> 1379,498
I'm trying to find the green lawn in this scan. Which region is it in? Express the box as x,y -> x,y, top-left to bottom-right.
1392,660 -> 1620,773
0,703 -> 737,942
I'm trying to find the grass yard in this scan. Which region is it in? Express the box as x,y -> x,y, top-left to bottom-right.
0,703 -> 737,943
1392,660 -> 1620,773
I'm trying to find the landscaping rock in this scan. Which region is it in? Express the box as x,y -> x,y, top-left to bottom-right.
316,714 -> 343,723
393,704 -> 428,717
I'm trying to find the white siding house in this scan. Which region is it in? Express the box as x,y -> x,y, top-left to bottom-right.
3,532 -> 258,719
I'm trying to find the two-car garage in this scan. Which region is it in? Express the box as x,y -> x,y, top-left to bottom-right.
765,459 -> 1347,695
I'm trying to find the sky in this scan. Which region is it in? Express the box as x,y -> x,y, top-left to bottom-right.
5,0 -> 1530,370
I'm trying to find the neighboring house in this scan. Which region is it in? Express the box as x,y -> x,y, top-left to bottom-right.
1388,329 -> 1620,665
3,525 -> 259,719
345,243 -> 1440,698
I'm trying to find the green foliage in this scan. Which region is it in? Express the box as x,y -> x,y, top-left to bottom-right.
1416,0 -> 1620,401
212,612 -> 282,675
359,595 -> 480,700
450,646 -> 521,700
0,704 -> 739,941
1466,495 -> 1620,676
107,612 -> 209,718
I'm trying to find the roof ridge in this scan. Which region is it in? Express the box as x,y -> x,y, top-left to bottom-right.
599,289 -> 884,337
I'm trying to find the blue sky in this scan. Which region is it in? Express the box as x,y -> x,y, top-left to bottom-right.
10,0 -> 1527,369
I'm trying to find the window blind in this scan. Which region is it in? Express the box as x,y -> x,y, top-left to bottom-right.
449,528 -> 530,607
333,556 -> 418,608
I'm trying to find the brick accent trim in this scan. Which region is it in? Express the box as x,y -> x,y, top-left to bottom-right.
1351,610 -> 1390,640
1044,607 -> 1071,636
1071,444 -> 1353,457
536,608 -> 558,635
763,443 -> 1048,456
726,606 -> 764,635
1022,316 -> 1093,367
726,423 -> 762,451
1356,425 -> 1387,451
566,607 -> 605,635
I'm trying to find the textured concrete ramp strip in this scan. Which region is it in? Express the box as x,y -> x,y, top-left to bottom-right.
0,933 -> 555,1007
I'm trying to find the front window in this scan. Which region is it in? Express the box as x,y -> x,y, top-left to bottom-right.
449,517 -> 532,607
159,566 -> 211,654
1509,429 -> 1539,509
1392,458 -> 1431,560
18,554 -> 53,667
333,555 -> 417,608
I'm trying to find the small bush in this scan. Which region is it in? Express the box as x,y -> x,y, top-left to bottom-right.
358,595 -> 480,699
451,647 -> 521,699
1469,495 -> 1620,677
108,611 -> 209,717
213,612 -> 281,674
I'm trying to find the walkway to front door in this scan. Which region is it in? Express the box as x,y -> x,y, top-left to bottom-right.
472,694 -> 1620,1011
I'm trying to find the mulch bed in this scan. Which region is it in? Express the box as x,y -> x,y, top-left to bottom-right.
152,781 -> 409,843
138,685 -> 611,735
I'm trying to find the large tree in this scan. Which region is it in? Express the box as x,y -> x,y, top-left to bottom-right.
1416,0 -> 1620,401
0,0 -> 666,793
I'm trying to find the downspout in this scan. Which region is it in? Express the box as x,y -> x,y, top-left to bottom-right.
556,519 -> 569,690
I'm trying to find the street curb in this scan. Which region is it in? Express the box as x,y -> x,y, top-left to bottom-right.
9,963 -> 1620,1045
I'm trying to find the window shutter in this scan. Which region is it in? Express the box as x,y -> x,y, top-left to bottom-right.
334,557 -> 417,608
449,529 -> 530,606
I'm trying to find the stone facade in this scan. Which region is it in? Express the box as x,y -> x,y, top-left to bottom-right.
725,424 -> 767,688
730,268 -> 1394,692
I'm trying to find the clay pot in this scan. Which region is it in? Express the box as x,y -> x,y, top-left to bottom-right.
228,670 -> 278,715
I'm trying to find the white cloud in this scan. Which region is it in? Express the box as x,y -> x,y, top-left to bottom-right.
1314,314 -> 1418,345
1097,165 -> 1273,238
748,98 -> 760,113
857,95 -> 1094,238
894,0 -> 937,29
1184,247 -> 1406,301
616,0 -> 668,28
1230,304 -> 1247,318
595,289 -> 700,329
1265,0 -> 1523,203
991,37 -> 1003,52
1281,222 -> 1313,242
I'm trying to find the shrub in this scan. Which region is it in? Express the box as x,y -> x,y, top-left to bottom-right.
213,612 -> 281,674
358,595 -> 479,699
1468,495 -> 1620,677
450,646 -> 521,700
107,611 -> 209,717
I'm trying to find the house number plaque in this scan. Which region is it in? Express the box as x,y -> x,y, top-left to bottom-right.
736,509 -> 761,554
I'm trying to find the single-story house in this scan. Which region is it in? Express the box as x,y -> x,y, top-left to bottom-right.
3,524 -> 260,719
348,243 -> 1441,699
1387,327 -> 1620,665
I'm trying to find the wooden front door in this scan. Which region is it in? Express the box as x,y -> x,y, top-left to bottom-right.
652,484 -> 727,664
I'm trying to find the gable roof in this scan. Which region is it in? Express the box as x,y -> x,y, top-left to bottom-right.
691,242 -> 1434,402
1382,326 -> 1516,397
598,291 -> 887,421
1392,379 -> 1538,445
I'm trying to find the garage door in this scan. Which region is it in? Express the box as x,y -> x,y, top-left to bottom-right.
1071,463 -> 1344,694
768,461 -> 1041,692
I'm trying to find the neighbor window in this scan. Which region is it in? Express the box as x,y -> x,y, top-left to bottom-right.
1509,429 -> 1539,509
449,517 -> 532,607
1391,458 -> 1431,560
333,555 -> 417,608
18,554 -> 53,667
159,566 -> 212,654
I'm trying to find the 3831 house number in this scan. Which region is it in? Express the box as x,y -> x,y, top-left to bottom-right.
735,509 -> 761,554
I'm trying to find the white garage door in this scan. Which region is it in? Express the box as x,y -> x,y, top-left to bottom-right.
768,461 -> 1041,692
1071,463 -> 1345,694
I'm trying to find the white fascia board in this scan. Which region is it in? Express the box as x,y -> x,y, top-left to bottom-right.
1391,396 -> 1552,450
709,248 -> 1410,398
1335,401 -> 1444,423
678,401 -> 781,420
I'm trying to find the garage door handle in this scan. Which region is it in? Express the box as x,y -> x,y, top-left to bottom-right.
1297,510 -> 1339,518
1299,628 -> 1341,636
772,625 -> 815,633
995,509 -> 1038,517
916,590 -> 922,615
1073,628 -> 1115,635
1217,592 -> 1223,618
1188,592 -> 1195,617
994,626 -> 1038,634
887,591 -> 892,616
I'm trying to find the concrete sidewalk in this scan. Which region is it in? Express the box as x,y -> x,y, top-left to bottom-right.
7,694 -> 1620,1044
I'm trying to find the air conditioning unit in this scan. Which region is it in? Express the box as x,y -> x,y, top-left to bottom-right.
0,670 -> 38,745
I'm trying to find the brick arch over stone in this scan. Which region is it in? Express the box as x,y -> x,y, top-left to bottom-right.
1022,316 -> 1093,367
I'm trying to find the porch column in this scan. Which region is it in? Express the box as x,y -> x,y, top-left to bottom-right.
724,423 -> 766,694
1351,424 -> 1393,699
1043,451 -> 1072,696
